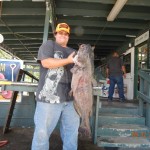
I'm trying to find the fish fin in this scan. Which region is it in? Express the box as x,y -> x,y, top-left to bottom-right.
70,66 -> 78,73
75,61 -> 84,68
89,110 -> 93,116
70,67 -> 74,73
69,90 -> 73,96
91,46 -> 95,51
92,78 -> 97,86
73,101 -> 81,117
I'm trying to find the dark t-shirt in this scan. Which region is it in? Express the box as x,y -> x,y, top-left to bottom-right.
107,57 -> 124,77
36,40 -> 75,103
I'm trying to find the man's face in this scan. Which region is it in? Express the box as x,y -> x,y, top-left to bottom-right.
55,30 -> 69,47
113,52 -> 119,57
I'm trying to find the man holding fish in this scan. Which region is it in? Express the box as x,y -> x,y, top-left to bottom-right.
31,23 -> 80,150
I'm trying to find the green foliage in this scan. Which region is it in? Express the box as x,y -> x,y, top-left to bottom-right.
24,64 -> 40,82
0,49 -> 13,59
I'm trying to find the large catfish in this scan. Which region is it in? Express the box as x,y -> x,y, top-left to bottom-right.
70,44 -> 96,138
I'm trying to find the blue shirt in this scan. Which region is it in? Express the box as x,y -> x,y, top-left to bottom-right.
107,57 -> 124,77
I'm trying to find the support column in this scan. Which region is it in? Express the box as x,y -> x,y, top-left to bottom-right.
43,1 -> 51,43
43,0 -> 56,43
146,103 -> 150,128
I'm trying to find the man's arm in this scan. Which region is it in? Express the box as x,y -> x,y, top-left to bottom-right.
122,65 -> 126,78
106,68 -> 109,78
41,52 -> 75,69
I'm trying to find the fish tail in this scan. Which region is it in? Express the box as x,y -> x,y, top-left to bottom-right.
78,126 -> 91,139
79,114 -> 91,138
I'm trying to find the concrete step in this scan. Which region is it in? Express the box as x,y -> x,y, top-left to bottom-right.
98,113 -> 145,126
97,137 -> 150,148
99,107 -> 138,115
98,124 -> 149,137
101,99 -> 138,108
119,148 -> 150,150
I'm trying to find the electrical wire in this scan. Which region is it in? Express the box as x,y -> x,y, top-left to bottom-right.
94,21 -> 108,47
14,33 -> 42,40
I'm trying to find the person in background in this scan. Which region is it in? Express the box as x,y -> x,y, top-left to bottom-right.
31,23 -> 80,150
106,51 -> 126,102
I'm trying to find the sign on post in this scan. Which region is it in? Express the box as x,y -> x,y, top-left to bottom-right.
0,59 -> 23,102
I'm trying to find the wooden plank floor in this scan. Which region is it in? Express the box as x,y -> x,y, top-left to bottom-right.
0,128 -> 104,150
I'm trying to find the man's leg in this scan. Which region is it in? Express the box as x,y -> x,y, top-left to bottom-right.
31,102 -> 62,150
116,76 -> 125,101
60,101 -> 80,150
108,76 -> 116,100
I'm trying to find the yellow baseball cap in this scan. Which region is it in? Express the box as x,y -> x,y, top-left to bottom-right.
55,23 -> 70,34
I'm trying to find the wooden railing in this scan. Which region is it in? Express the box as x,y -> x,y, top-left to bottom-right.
2,69 -> 38,134
138,69 -> 150,128
92,87 -> 102,144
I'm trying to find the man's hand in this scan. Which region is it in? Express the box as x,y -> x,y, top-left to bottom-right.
67,52 -> 76,63
72,55 -> 79,64
67,51 -> 80,65
106,68 -> 109,79
122,66 -> 126,78
123,73 -> 126,78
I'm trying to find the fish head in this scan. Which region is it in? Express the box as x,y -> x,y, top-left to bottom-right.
77,44 -> 94,65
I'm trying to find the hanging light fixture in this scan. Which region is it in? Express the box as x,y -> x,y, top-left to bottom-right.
107,0 -> 128,22
0,34 -> 4,43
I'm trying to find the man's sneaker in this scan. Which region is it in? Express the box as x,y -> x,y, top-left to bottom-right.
119,98 -> 126,102
108,98 -> 113,102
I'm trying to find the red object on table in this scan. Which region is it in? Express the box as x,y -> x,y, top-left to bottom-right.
0,140 -> 8,147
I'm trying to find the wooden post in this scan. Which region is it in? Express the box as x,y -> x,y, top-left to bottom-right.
146,82 -> 150,127
94,95 -> 100,144
139,75 -> 144,116
146,103 -> 150,128
3,70 -> 24,134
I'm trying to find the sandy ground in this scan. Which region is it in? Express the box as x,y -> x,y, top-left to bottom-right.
0,127 -> 104,150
